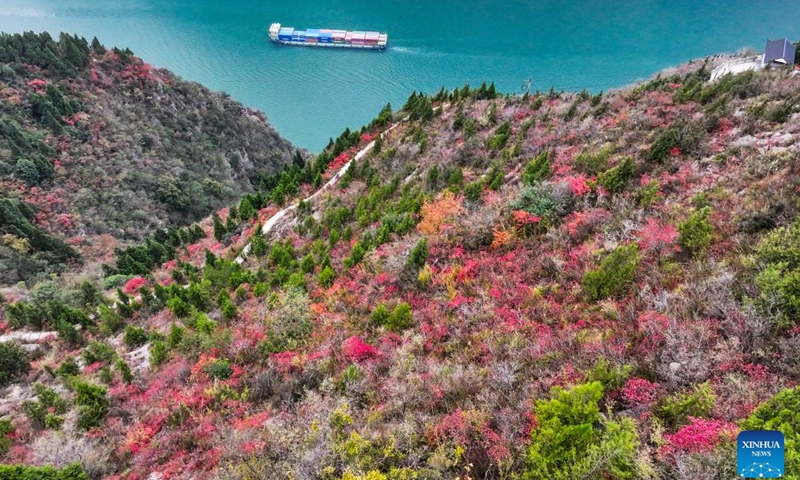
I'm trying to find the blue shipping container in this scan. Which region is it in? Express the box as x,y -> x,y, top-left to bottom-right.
319,37 -> 332,43
279,27 -> 295,35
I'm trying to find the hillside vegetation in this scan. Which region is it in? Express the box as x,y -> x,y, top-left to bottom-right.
0,32 -> 299,285
2,55 -> 800,480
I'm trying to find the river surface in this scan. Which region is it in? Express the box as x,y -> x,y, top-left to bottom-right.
1,0 -> 799,150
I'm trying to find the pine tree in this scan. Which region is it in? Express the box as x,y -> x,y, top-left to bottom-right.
212,213 -> 226,242
239,197 -> 256,221
91,36 -> 105,54
293,150 -> 305,168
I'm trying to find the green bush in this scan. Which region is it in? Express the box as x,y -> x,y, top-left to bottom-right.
56,357 -> 80,377
582,244 -> 640,301
371,302 -> 414,332
406,238 -> 429,271
524,382 -> 638,479
522,151 -> 552,185
0,418 -> 13,455
463,180 -> 484,203
44,413 -> 64,430
0,342 -> 30,387
149,340 -> 170,366
486,121 -> 512,150
82,340 -> 116,365
371,304 -> 390,326
753,220 -> 800,326
0,464 -> 90,480
510,183 -> 564,222
168,323 -> 185,348
677,207 -> 714,255
387,303 -> 413,331
318,266 -> 336,288
73,381 -> 108,430
645,119 -> 704,163
485,163 -> 505,191
574,147 -> 612,174
740,386 -> 800,478
167,296 -> 190,318
194,311 -> 218,334
658,382 -> 715,427
221,301 -> 238,320
123,325 -> 148,347
116,359 -> 134,384
597,157 -> 635,193
203,358 -> 233,380
22,383 -> 69,429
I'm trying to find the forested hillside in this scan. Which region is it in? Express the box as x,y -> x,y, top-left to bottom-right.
2,53 -> 800,480
0,32 -> 299,284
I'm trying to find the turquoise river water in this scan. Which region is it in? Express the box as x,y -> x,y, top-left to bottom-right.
1,0 -> 799,150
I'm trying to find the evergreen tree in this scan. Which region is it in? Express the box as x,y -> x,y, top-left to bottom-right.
239,197 -> 256,221
91,36 -> 105,54
212,213 -> 226,242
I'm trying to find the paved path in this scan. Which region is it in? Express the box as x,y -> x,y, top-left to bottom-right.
235,123 -> 400,264
709,55 -> 763,82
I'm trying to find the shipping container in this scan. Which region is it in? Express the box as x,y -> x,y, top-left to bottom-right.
269,22 -> 387,49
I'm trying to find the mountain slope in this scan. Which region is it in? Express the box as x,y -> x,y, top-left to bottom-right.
0,32 -> 300,284
2,58 -> 800,479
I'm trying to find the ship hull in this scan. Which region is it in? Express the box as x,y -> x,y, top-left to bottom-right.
269,23 -> 388,51
272,39 -> 386,50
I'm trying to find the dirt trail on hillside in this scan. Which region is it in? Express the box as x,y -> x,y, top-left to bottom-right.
235,123 -> 400,264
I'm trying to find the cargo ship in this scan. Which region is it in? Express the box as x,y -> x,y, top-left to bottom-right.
268,23 -> 388,50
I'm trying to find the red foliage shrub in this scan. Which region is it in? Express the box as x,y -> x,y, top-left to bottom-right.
328,152 -> 350,173
637,218 -> 679,253
433,409 -> 510,465
566,175 -> 591,196
123,277 -> 148,295
512,210 -> 541,226
342,336 -> 379,362
619,377 -> 661,407
660,417 -> 737,458
26,78 -> 47,91
233,411 -> 270,431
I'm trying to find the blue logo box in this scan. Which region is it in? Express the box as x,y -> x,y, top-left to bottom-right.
738,430 -> 785,478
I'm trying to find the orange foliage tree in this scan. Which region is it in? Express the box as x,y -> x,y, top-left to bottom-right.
418,191 -> 464,236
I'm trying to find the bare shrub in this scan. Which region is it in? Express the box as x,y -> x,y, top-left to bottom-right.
31,430 -> 114,478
